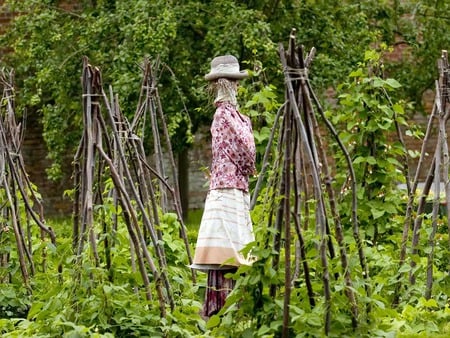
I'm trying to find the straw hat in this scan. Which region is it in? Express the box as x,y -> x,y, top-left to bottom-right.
205,55 -> 248,81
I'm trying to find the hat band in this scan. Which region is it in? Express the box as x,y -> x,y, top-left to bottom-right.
210,62 -> 240,74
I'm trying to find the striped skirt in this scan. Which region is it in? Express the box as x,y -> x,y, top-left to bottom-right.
191,188 -> 255,271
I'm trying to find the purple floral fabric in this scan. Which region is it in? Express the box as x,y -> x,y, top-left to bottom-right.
209,101 -> 256,192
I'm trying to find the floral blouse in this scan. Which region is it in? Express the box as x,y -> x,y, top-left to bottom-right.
209,101 -> 256,192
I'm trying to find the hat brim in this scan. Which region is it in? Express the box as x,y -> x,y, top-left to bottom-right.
205,70 -> 248,81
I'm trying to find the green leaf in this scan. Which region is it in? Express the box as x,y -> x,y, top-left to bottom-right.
371,208 -> 385,219
242,328 -> 256,338
366,156 -> 377,165
27,302 -> 44,319
353,156 -> 377,165
349,68 -> 364,77
306,314 -> 322,327
419,297 -> 438,308
353,156 -> 365,164
103,285 -> 113,295
392,103 -> 405,114
372,77 -> 385,87
257,325 -> 271,335
206,314 -> 221,329
385,78 -> 402,88
387,157 -> 401,166
398,264 -> 411,273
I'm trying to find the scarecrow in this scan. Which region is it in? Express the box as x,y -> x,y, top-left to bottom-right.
191,55 -> 256,319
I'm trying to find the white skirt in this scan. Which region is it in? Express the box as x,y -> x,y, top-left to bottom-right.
191,188 -> 255,271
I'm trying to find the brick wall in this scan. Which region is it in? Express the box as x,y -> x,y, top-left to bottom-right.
384,39 -> 442,182
20,112 -> 74,215
0,1 -> 12,34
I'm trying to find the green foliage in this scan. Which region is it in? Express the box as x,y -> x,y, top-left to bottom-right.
332,48 -> 411,242
2,0 -> 179,179
205,202 -> 285,337
0,284 -> 30,320
1,0 -> 280,176
199,190 -> 449,337
0,212 -> 204,337
192,47 -> 448,336
0,0 -> 448,182
242,82 -> 281,175
198,197 -> 449,337
1,113 -> 449,337
0,0 -> 420,181
1,0 -> 450,336
383,0 -> 450,110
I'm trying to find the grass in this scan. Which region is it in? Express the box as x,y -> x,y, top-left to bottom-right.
185,208 -> 203,242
